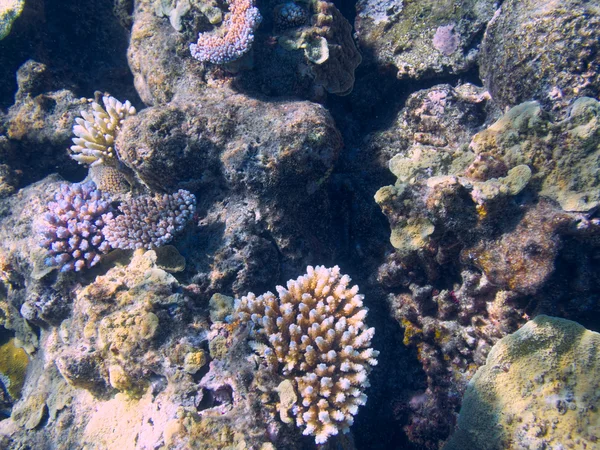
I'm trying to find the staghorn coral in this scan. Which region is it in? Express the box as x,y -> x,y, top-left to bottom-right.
189,0 -> 262,64
69,95 -> 136,167
234,265 -> 379,444
38,182 -> 112,272
102,189 -> 196,250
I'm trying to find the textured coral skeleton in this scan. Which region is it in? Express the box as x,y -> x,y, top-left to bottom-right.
189,0 -> 262,64
234,265 -> 379,444
69,95 -> 136,166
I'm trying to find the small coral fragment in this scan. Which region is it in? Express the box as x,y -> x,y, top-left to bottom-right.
102,189 -> 196,250
38,182 -> 112,272
234,265 -> 379,444
189,0 -> 262,64
69,95 -> 136,167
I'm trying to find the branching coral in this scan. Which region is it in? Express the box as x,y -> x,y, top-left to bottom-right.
102,189 -> 196,250
69,95 -> 136,167
189,0 -> 262,64
234,265 -> 379,444
38,182 -> 112,272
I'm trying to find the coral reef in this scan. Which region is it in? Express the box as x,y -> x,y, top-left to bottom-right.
365,83 -> 491,170
480,0 -> 600,111
102,189 -> 196,250
355,0 -> 497,79
189,0 -> 262,64
37,182 -> 112,272
2,0 -> 600,448
374,86 -> 600,447
69,95 -> 136,167
234,265 -> 378,443
445,316 -> 600,450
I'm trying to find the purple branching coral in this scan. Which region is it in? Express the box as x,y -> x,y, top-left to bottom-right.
189,0 -> 262,64
39,182 -> 112,272
102,190 -> 196,250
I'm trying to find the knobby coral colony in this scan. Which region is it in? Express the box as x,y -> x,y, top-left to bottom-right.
70,96 -> 136,167
102,190 -> 196,250
234,265 -> 379,444
189,0 -> 262,64
39,182 -> 112,272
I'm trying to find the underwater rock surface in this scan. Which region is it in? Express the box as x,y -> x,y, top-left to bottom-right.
0,0 -> 599,448
355,0 -> 497,79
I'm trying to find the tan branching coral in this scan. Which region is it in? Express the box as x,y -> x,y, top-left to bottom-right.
234,265 -> 378,444
69,95 -> 136,166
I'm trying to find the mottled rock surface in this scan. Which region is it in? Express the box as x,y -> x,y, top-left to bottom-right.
355,0 -> 497,79
480,0 -> 600,111
445,315 -> 600,450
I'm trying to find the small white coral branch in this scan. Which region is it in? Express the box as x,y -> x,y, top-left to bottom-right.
235,265 -> 379,444
69,95 -> 136,166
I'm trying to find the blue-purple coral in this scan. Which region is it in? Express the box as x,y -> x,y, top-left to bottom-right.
102,190 -> 196,250
39,182 -> 112,272
189,0 -> 262,64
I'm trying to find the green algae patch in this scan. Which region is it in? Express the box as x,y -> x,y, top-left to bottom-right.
0,337 -> 29,399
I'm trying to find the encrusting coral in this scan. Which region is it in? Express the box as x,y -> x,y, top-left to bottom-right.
69,95 -> 136,167
38,182 -> 112,272
102,189 -> 196,250
234,265 -> 379,444
189,0 -> 262,64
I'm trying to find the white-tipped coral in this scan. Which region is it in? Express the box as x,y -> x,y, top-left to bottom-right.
235,265 -> 379,444
69,95 -> 136,167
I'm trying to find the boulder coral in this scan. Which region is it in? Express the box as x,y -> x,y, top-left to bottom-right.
480,0 -> 600,111
445,315 -> 600,450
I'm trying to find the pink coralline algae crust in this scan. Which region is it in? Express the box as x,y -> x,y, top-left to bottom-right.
38,182 -> 112,272
190,0 -> 262,64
